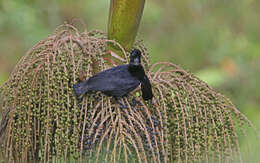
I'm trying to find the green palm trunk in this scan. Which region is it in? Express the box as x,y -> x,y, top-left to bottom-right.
106,0 -> 145,65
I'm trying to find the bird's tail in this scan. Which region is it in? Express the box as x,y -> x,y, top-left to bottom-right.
141,75 -> 154,101
73,81 -> 88,97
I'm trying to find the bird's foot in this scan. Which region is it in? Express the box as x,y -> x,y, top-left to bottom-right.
116,98 -> 128,109
76,95 -> 83,103
131,97 -> 142,107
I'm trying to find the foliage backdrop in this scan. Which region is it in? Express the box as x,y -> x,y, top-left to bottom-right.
0,0 -> 259,162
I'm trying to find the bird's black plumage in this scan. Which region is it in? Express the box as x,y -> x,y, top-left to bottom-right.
73,49 -> 153,107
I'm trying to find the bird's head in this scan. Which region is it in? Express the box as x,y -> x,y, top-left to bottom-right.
129,49 -> 141,66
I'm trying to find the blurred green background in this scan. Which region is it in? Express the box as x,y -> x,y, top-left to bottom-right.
0,0 -> 259,162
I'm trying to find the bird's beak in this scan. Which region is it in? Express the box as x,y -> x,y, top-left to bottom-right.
132,58 -> 140,66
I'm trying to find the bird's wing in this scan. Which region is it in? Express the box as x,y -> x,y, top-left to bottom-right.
141,75 -> 153,100
86,65 -> 140,96
87,65 -> 127,87
91,65 -> 128,79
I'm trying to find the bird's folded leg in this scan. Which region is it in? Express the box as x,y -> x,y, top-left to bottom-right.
130,97 -> 142,107
130,97 -> 137,107
75,95 -> 83,103
115,97 -> 128,109
73,95 -> 83,110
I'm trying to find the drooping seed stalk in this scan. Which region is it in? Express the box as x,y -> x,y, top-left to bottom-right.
0,21 -> 256,162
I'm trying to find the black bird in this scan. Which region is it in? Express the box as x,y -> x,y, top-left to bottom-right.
73,49 -> 153,108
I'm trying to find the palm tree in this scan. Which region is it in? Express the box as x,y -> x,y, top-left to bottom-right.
0,0 -> 256,162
